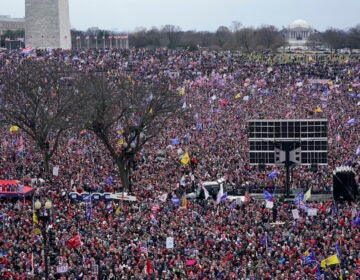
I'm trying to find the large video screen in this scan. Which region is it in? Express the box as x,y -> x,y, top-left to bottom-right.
248,119 -> 328,165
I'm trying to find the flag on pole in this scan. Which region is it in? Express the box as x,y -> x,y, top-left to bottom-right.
335,241 -> 342,258
301,249 -> 317,265
263,190 -> 274,201
180,152 -> 190,165
146,259 -> 154,275
268,170 -> 279,179
216,184 -> 225,204
294,192 -> 304,205
181,196 -> 188,208
356,145 -> 360,156
33,212 -> 39,224
244,191 -> 251,203
115,206 -> 121,216
347,118 -> 356,125
67,234 -> 82,249
139,242 -> 148,254
151,204 -> 160,212
159,193 -> 168,202
171,197 -> 180,206
304,187 -> 312,202
320,254 -> 340,268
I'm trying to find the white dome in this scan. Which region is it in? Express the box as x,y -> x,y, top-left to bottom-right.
289,19 -> 311,29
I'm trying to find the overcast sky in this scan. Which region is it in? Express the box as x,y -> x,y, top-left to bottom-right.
2,0 -> 360,32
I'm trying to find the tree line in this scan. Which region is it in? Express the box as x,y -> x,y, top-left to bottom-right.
0,59 -> 184,192
1,23 -> 360,52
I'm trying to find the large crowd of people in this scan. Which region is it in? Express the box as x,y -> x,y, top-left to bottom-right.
0,48 -> 359,279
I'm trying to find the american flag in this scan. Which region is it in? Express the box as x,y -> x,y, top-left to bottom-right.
151,204 -> 160,212
244,191 -> 251,203
139,242 -> 148,253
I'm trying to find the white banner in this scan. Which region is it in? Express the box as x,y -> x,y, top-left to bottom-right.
166,237 -> 174,249
292,209 -> 300,219
52,166 -> 59,176
265,200 -> 274,209
56,265 -> 68,273
307,208 -> 318,216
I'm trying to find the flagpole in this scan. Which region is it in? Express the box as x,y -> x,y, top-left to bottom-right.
31,252 -> 34,275
265,232 -> 268,252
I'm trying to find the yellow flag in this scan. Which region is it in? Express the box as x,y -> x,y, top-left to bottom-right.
33,212 -> 39,224
320,254 -> 340,268
115,206 -> 121,216
180,152 -> 190,165
314,107 -> 323,113
9,125 -> 20,132
304,187 -> 311,201
178,88 -> 185,95
181,196 -> 188,208
235,93 -> 241,99
117,138 -> 125,146
32,228 -> 42,235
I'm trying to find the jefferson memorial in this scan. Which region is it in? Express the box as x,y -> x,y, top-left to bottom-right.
285,19 -> 315,49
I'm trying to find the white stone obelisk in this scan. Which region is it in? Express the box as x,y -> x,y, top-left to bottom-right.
25,0 -> 71,49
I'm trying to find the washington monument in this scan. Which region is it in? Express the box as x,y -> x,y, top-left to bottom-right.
25,0 -> 71,49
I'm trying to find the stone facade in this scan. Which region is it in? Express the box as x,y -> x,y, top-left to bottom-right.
25,0 -> 71,49
0,15 -> 25,35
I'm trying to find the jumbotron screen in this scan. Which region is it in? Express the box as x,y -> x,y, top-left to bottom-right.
248,119 -> 328,165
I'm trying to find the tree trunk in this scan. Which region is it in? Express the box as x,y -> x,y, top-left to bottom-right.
115,158 -> 130,192
42,151 -> 50,173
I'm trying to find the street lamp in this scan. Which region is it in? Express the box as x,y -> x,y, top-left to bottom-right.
34,199 -> 53,280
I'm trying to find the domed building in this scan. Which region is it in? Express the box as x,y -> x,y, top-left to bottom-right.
285,19 -> 314,49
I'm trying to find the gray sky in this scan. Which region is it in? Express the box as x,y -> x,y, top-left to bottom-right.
2,0 -> 360,32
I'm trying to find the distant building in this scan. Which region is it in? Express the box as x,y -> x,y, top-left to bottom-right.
0,15 -> 25,35
25,0 -> 71,49
285,19 -> 314,49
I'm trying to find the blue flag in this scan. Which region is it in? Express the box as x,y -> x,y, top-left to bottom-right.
170,138 -> 180,145
294,192 -> 304,205
356,146 -> 360,156
264,190 -> 273,201
331,202 -> 338,215
85,195 -> 92,221
351,216 -> 360,227
335,241 -> 341,258
268,170 -> 279,180
260,234 -> 268,248
302,249 -> 316,265
347,118 -> 356,125
171,197 -> 180,206
316,264 -> 322,280
105,175 -> 114,186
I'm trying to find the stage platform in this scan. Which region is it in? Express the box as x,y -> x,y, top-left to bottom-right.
0,180 -> 35,198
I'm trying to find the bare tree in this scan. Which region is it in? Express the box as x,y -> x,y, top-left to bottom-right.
254,25 -> 285,51
230,21 -> 242,33
162,25 -> 182,49
0,59 -> 81,173
76,72 -> 184,192
215,26 -> 232,48
348,25 -> 360,51
322,28 -> 347,53
234,28 -> 255,53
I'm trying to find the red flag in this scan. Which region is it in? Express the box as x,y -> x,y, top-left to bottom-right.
244,191 -> 251,203
67,234 -> 82,249
146,259 -> 154,275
